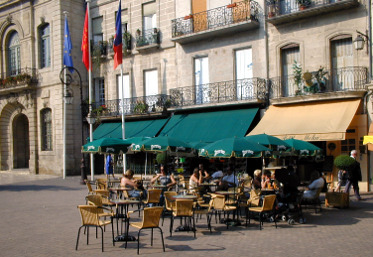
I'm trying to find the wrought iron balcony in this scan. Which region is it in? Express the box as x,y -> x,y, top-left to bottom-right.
136,28 -> 160,48
269,66 -> 367,98
0,67 -> 38,95
169,78 -> 267,107
171,0 -> 260,44
88,94 -> 170,118
266,0 -> 359,25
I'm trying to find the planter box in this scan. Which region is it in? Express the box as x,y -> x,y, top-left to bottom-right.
325,192 -> 349,208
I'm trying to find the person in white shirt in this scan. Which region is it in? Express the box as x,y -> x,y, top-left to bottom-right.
217,166 -> 238,191
303,171 -> 324,199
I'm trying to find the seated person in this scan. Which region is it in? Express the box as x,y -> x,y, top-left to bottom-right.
150,164 -> 176,190
217,166 -> 238,191
261,170 -> 272,189
211,168 -> 223,180
198,163 -> 211,181
252,169 -> 262,190
189,168 -> 203,192
121,169 -> 145,199
303,171 -> 325,199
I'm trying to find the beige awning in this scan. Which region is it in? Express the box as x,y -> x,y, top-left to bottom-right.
248,99 -> 361,141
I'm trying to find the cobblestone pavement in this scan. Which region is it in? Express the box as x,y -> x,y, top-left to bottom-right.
1,173 -> 373,257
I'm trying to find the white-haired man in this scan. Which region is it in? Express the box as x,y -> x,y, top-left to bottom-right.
344,150 -> 362,200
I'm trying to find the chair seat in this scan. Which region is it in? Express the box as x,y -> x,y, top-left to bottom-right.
223,205 -> 236,211
99,219 -> 111,227
98,213 -> 113,218
249,206 -> 263,213
130,222 -> 143,229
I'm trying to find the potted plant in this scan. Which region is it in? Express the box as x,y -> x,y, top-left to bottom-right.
227,2 -> 237,8
123,31 -> 132,51
334,155 -> 355,171
298,0 -> 311,10
134,100 -> 149,114
313,66 -> 328,92
184,14 -> 193,20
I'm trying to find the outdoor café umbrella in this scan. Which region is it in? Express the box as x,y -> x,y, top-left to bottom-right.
198,137 -> 270,158
131,136 -> 194,156
245,133 -> 290,151
81,137 -> 131,154
283,138 -> 321,156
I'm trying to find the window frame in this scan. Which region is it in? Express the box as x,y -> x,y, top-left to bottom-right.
39,23 -> 51,68
41,108 -> 53,151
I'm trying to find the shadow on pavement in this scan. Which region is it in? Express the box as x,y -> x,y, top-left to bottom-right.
0,184 -> 81,192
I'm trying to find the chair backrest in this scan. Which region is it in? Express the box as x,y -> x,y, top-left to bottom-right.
164,191 -> 177,210
146,189 -> 162,204
314,187 -> 323,198
86,194 -> 103,207
174,199 -> 194,216
248,189 -> 261,206
85,180 -> 94,194
96,178 -> 108,190
78,205 -> 100,226
142,207 -> 163,228
262,194 -> 277,212
211,194 -> 226,211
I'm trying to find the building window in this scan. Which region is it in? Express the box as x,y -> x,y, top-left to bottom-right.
143,2 -> 156,32
7,31 -> 21,76
94,78 -> 105,105
235,48 -> 253,100
194,56 -> 209,104
281,45 -> 300,97
41,108 -> 52,151
92,17 -> 103,45
341,138 -> 356,154
39,24 -> 50,68
331,37 -> 353,91
117,74 -> 130,114
144,69 -> 158,108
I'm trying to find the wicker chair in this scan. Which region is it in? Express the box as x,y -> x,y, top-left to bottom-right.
76,205 -> 114,252
86,195 -> 114,218
84,179 -> 94,195
143,189 -> 162,207
162,191 -> 177,225
170,199 -> 196,238
247,194 -> 277,230
96,178 -> 108,190
127,207 -> 165,255
209,193 -> 237,229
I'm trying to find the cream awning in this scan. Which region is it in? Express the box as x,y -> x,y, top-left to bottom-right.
248,99 -> 361,141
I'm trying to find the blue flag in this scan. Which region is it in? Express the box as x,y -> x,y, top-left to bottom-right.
63,16 -> 74,73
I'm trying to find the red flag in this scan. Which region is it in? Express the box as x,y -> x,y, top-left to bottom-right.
81,6 -> 90,70
113,0 -> 123,70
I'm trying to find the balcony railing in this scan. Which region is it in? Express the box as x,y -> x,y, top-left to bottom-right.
169,78 -> 267,107
172,0 -> 260,38
136,28 -> 160,47
267,0 -> 359,24
0,67 -> 38,91
88,94 -> 170,118
269,66 -> 367,98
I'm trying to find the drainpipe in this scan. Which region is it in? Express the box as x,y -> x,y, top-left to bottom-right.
264,0 -> 270,109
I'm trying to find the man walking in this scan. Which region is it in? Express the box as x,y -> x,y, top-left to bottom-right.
344,150 -> 362,200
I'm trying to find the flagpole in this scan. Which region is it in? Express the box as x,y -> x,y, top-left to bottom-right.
63,12 -> 68,180
86,0 -> 94,180
121,64 -> 126,175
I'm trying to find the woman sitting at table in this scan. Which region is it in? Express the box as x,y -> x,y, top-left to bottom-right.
150,164 -> 176,190
121,169 -> 145,199
189,168 -> 203,192
252,169 -> 262,190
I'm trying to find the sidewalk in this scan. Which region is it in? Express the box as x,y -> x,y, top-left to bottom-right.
0,173 -> 373,256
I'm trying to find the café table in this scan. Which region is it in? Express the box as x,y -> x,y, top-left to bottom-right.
109,198 -> 140,242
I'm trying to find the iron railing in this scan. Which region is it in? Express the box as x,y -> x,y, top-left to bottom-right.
267,0 -> 354,18
136,28 -> 160,47
169,78 -> 267,107
0,67 -> 38,89
269,66 -> 368,98
88,94 -> 170,118
171,0 -> 260,38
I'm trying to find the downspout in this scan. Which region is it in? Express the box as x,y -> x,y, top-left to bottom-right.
366,0 -> 372,191
264,0 -> 270,109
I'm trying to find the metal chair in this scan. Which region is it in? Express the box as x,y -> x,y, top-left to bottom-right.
247,194 -> 277,230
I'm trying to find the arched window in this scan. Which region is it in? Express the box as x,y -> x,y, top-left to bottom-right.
39,24 -> 50,68
8,31 -> 21,76
41,108 -> 52,151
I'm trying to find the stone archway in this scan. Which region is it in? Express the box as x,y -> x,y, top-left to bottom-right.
12,113 -> 29,168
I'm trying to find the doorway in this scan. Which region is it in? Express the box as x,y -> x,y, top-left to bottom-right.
12,113 -> 29,168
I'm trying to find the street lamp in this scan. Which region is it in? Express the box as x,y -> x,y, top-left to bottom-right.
354,30 -> 369,55
86,112 -> 96,125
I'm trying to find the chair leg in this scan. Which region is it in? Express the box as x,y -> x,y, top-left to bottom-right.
76,226 -> 83,250
100,227 -> 104,252
170,216 -> 174,237
87,226 -> 89,245
151,228 -> 154,246
192,215 -> 196,238
137,230 -> 141,255
158,227 -> 165,252
259,213 -> 262,230
111,219 -> 115,246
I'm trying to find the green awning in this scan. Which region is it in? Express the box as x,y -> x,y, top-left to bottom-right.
93,118 -> 169,140
158,108 -> 259,143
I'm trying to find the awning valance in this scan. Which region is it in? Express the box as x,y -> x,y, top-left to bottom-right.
92,118 -> 169,140
158,108 -> 259,143
248,99 -> 361,141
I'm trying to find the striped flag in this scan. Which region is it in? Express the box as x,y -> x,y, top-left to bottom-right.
113,0 -> 123,70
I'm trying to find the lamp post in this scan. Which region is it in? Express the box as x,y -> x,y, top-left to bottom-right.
354,30 -> 369,55
60,66 -> 84,182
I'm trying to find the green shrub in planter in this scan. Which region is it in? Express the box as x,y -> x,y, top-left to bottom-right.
334,155 -> 355,171
156,152 -> 167,165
